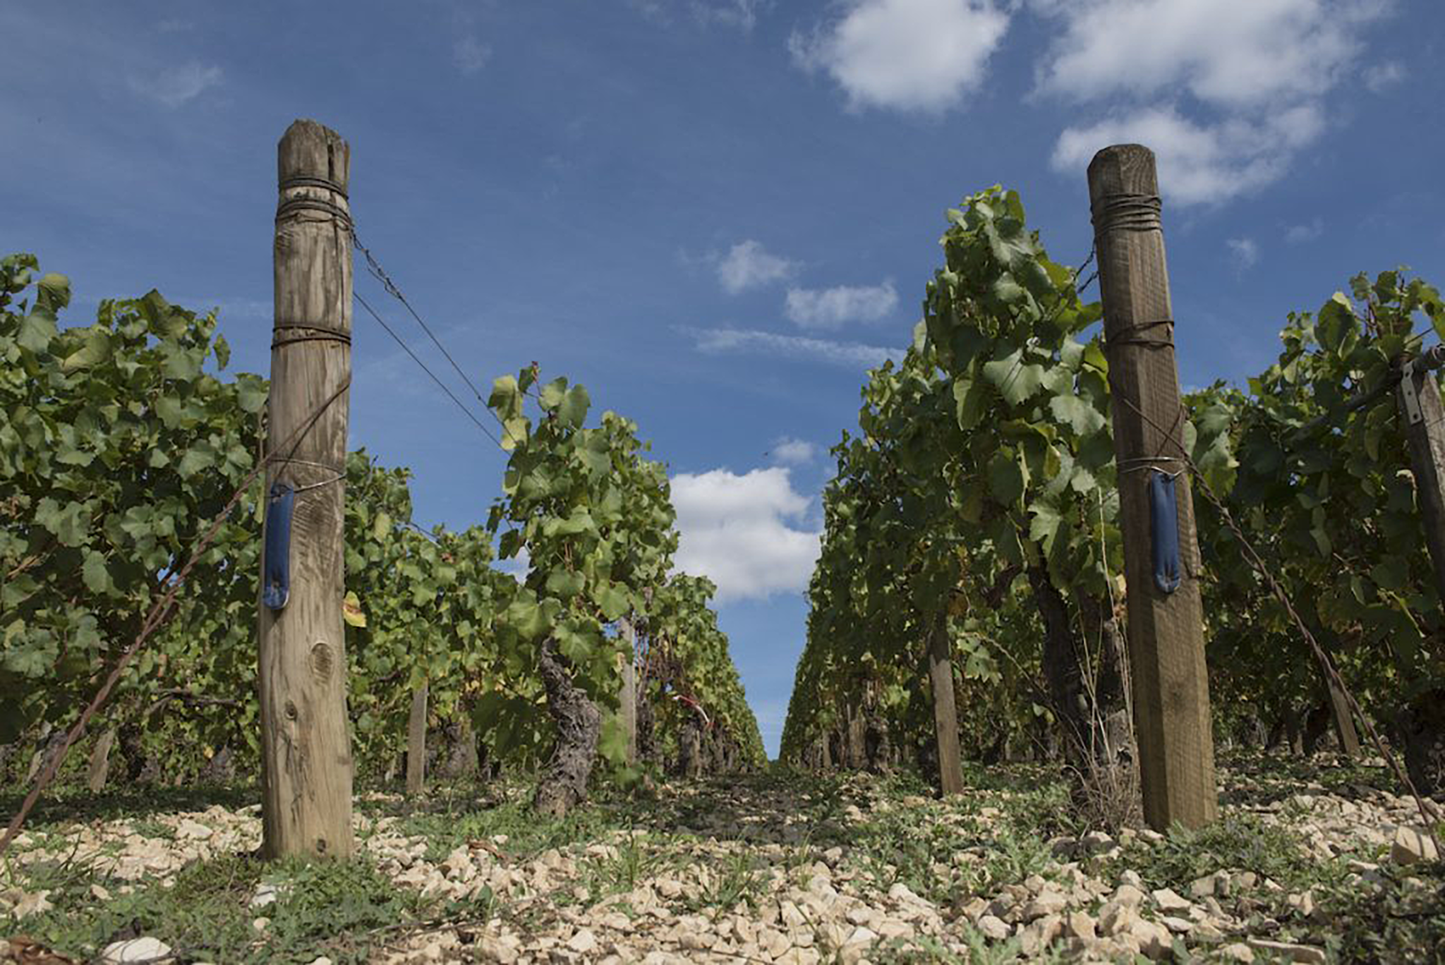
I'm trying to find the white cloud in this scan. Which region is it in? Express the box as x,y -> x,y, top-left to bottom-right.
1037,0 -> 1393,206
684,326 -> 905,368
671,467 -> 821,602
454,36 -> 491,75
1226,237 -> 1260,270
717,240 -> 796,294
1050,104 -> 1323,206
1285,217 -> 1324,243
128,62 -> 222,108
1363,60 -> 1405,92
496,545 -> 530,584
790,0 -> 1010,113
784,282 -> 897,329
770,437 -> 818,465
1034,0 -> 1385,109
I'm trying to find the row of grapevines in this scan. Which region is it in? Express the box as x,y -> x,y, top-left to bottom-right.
1,254 -> 765,802
783,186 -> 1133,783
783,188 -> 1445,796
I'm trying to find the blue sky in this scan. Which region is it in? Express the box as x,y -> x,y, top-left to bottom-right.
6,0 -> 1441,757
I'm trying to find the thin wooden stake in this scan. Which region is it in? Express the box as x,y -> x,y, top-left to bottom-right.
928,621 -> 964,796
619,619 -> 638,767
406,683 -> 428,795
1088,144 -> 1217,830
259,119 -> 355,859
87,727 -> 116,793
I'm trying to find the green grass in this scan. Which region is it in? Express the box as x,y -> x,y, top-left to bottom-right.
6,851 -> 432,964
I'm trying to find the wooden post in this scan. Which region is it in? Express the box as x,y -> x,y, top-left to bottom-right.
1088,144 -> 1217,830
1324,678 -> 1361,757
259,119 -> 355,859
406,683 -> 428,795
619,619 -> 638,767
928,621 -> 964,795
1399,358 -> 1445,606
87,727 -> 116,793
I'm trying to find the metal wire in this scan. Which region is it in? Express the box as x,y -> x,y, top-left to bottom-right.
353,291 -> 505,449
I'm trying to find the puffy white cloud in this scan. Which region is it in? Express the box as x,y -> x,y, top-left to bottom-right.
1285,217 -> 1324,243
128,62 -> 222,108
1034,0 -> 1386,109
454,36 -> 491,75
1037,0 -> 1393,206
785,281 -> 897,329
1050,103 -> 1323,206
670,467 -> 821,602
717,240 -> 797,294
790,0 -> 1010,113
1227,237 -> 1260,270
683,325 -> 904,368
770,437 -> 818,465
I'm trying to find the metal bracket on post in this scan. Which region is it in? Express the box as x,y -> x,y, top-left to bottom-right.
1399,345 -> 1445,427
1401,358 -> 1424,426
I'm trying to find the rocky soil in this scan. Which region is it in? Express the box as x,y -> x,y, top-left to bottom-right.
2,754 -> 1442,963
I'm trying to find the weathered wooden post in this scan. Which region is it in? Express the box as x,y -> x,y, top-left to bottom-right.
259,119 -> 355,859
1088,144 -> 1217,829
406,683 -> 428,795
928,621 -> 965,795
619,619 -> 638,767
1398,348 -> 1445,605
87,727 -> 116,793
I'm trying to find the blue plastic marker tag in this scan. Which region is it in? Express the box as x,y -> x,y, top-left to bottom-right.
1149,470 -> 1182,594
263,481 -> 295,610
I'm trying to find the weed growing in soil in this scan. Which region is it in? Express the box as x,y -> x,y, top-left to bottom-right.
8,851 -> 428,964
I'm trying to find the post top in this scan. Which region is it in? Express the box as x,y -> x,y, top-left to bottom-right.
278,119 -> 350,190
1086,143 -> 1158,202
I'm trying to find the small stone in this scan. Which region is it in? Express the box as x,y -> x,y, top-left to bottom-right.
1390,826 -> 1440,865
176,819 -> 213,840
1236,872 -> 1258,890
1129,917 -> 1173,960
1022,890 -> 1068,920
1018,915 -> 1062,956
568,929 -> 597,954
1246,939 -> 1326,963
91,883 -> 113,902
1161,915 -> 1193,933
14,889 -> 54,917
1152,887 -> 1192,913
253,916 -> 270,932
978,915 -> 1011,940
251,883 -> 279,908
1062,910 -> 1097,941
1099,902 -> 1136,937
1189,875 -> 1216,898
1220,943 -> 1255,963
101,937 -> 174,964
1120,869 -> 1144,889
306,958 -> 334,965
1112,883 -> 1146,908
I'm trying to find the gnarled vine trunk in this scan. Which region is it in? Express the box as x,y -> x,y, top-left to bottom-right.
1027,566 -> 1138,821
533,639 -> 601,816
